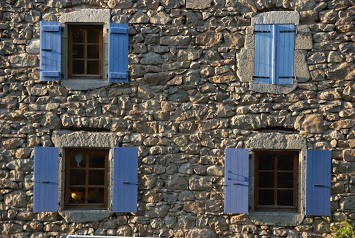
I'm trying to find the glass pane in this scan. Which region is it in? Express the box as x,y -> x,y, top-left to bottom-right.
72,29 -> 84,43
88,188 -> 105,203
258,154 -> 274,170
88,170 -> 105,185
259,172 -> 274,188
87,45 -> 99,59
72,60 -> 84,74
72,44 -> 84,58
278,172 -> 294,188
70,153 -> 86,168
70,170 -> 86,185
258,190 -> 274,205
87,29 -> 100,43
87,60 -> 100,75
69,187 -> 85,203
278,155 -> 294,170
277,190 -> 294,206
89,153 -> 105,168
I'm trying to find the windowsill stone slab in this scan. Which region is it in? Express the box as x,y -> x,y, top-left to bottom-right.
249,212 -> 304,226
59,210 -> 113,223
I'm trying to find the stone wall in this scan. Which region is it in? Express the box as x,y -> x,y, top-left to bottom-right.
0,0 -> 354,237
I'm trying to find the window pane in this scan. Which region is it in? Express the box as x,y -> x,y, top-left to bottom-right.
72,29 -> 84,43
87,61 -> 100,75
87,29 -> 100,43
87,45 -> 99,59
278,155 -> 293,170
258,155 -> 274,170
88,188 -> 105,203
69,187 -> 85,203
88,170 -> 105,185
72,44 -> 84,58
70,170 -> 86,185
278,172 -> 294,188
70,152 -> 86,168
277,190 -> 294,206
259,172 -> 274,187
89,153 -> 105,168
72,60 -> 84,74
258,190 -> 274,205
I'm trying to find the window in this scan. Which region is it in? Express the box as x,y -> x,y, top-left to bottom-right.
236,11 -> 312,94
254,150 -> 298,210
65,148 -> 108,209
39,9 -> 129,86
224,147 -> 331,218
68,25 -> 103,79
254,24 -> 295,85
33,145 -> 138,213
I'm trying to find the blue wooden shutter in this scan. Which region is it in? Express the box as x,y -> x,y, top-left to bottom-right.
33,147 -> 59,212
305,150 -> 331,216
275,24 -> 295,85
109,23 -> 129,83
113,147 -> 138,212
40,21 -> 61,81
224,148 -> 249,214
254,24 -> 273,84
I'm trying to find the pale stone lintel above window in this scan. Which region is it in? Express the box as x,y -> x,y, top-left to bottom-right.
52,130 -> 119,148
237,11 -> 312,94
59,9 -> 111,90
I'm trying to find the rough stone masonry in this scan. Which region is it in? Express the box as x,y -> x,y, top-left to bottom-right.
0,0 -> 354,237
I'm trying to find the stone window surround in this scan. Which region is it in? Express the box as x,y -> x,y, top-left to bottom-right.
59,9 -> 111,91
244,132 -> 307,226
237,11 -> 312,94
52,130 -> 119,223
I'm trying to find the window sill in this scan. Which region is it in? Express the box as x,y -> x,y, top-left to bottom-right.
59,210 -> 113,223
250,82 -> 297,94
249,211 -> 304,226
61,79 -> 111,91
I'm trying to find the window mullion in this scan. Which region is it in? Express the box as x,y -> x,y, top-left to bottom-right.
85,152 -> 89,204
84,28 -> 88,75
274,155 -> 278,206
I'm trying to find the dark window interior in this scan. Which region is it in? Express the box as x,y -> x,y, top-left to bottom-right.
255,150 -> 298,210
65,148 -> 108,209
68,25 -> 103,78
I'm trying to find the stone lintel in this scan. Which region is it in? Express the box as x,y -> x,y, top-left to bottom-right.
251,11 -> 300,25
52,131 -> 119,148
245,132 -> 306,150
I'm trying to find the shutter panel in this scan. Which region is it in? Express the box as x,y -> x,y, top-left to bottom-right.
109,23 -> 129,83
275,24 -> 295,85
224,148 -> 249,214
33,147 -> 59,212
113,147 -> 138,212
254,24 -> 273,84
305,150 -> 331,216
40,21 -> 61,81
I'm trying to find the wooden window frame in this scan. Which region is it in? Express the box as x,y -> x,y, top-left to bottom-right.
68,24 -> 103,79
254,150 -> 299,211
65,148 -> 109,209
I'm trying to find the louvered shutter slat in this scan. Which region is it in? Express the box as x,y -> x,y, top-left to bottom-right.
305,150 -> 331,216
224,148 -> 249,214
113,147 -> 138,212
33,147 -> 59,212
109,23 -> 129,83
40,21 -> 61,81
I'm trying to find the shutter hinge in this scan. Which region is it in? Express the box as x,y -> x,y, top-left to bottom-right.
280,30 -> 296,33
254,30 -> 271,33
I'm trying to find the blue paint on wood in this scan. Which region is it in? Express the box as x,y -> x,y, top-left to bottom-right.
33,147 -> 59,212
112,147 -> 138,212
305,150 -> 331,216
254,24 -> 273,84
40,21 -> 61,81
224,148 -> 249,214
276,24 -> 295,85
254,24 -> 295,85
109,23 -> 129,83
